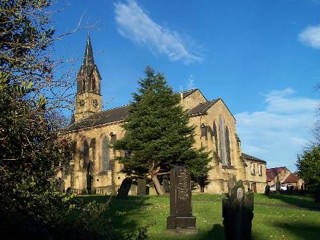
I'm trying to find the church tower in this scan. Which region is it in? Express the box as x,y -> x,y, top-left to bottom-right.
74,35 -> 102,121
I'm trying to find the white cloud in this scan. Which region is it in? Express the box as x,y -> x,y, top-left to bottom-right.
187,75 -> 195,89
298,24 -> 320,49
114,0 -> 203,64
235,88 -> 318,171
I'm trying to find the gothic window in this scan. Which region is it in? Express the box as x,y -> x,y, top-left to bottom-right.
219,116 -> 228,166
90,138 -> 96,163
91,77 -> 96,92
101,135 -> 109,172
225,126 -> 231,166
212,121 -> 219,156
82,78 -> 86,93
83,139 -> 89,169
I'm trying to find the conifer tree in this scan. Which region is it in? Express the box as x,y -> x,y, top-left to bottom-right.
114,67 -> 210,195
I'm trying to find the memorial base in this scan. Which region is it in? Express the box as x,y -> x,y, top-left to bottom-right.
167,216 -> 197,233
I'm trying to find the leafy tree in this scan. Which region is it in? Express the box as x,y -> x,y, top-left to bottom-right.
0,1 -> 151,239
0,0 -> 73,238
296,145 -> 320,190
114,67 -> 210,195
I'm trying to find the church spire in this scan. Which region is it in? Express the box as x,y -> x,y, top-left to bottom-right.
74,35 -> 102,122
83,34 -> 95,66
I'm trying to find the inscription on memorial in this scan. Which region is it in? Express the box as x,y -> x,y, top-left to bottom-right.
167,166 -> 196,233
176,168 -> 189,201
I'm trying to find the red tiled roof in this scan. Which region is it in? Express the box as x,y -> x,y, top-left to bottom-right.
283,173 -> 300,184
266,167 -> 286,182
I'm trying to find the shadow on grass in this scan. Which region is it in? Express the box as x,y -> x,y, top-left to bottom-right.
274,221 -> 320,240
266,194 -> 320,211
198,224 -> 224,240
76,195 -> 152,238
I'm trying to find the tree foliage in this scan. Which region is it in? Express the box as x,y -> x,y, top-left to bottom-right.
1,0 -> 54,86
0,0 -> 74,238
296,145 -> 320,190
0,1 -> 151,239
114,67 -> 210,194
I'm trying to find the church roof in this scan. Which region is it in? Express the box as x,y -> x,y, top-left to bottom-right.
66,93 -> 226,132
188,99 -> 219,116
66,105 -> 130,131
181,89 -> 198,99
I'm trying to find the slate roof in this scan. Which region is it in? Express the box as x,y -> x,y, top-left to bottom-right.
65,105 -> 130,131
181,89 -> 198,98
65,98 -> 222,132
242,153 -> 266,163
188,99 -> 219,116
266,167 -> 287,182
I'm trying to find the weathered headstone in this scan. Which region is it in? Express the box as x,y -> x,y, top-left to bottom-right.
167,166 -> 197,233
162,176 -> 170,193
222,180 -> 254,240
117,177 -> 132,199
227,176 -> 236,196
264,185 -> 270,195
137,178 -> 146,195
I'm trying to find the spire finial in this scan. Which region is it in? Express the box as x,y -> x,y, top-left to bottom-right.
83,33 -> 94,66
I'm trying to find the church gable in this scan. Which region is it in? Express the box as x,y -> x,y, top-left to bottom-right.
180,89 -> 207,110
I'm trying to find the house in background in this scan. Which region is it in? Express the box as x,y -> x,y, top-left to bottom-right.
242,153 -> 267,193
267,167 -> 304,190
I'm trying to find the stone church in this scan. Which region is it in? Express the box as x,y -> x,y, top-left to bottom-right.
62,36 -> 267,194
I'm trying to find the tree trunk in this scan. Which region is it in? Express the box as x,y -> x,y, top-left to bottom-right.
151,174 -> 164,195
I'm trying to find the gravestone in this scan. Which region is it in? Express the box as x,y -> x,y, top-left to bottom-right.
162,176 -> 170,193
264,185 -> 270,195
222,180 -> 254,240
227,176 -> 236,196
167,166 -> 197,233
137,178 -> 146,195
117,177 -> 132,199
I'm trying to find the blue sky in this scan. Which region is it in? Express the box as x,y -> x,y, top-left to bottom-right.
52,0 -> 320,171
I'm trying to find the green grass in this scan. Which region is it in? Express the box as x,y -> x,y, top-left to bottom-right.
77,194 -> 320,240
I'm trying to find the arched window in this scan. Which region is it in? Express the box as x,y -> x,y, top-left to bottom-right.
219,116 -> 228,166
90,138 -> 96,163
91,77 -> 96,92
82,78 -> 86,93
83,139 -> 89,169
225,126 -> 231,166
213,121 -> 219,155
101,135 -> 109,172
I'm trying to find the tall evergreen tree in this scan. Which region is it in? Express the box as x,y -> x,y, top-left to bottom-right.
114,67 -> 210,195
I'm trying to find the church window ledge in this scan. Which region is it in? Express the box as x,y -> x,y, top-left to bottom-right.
222,165 -> 235,170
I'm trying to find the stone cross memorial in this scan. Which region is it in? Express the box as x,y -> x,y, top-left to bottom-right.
167,166 -> 197,233
222,180 -> 254,240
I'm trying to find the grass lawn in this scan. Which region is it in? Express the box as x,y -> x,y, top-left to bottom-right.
78,193 -> 320,240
